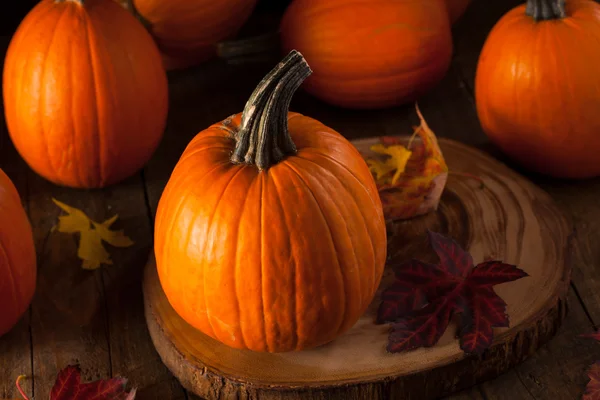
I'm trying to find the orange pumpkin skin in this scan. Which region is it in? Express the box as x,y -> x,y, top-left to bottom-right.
280,0 -> 453,109
2,0 -> 168,189
475,0 -> 600,179
0,169 -> 36,337
154,111 -> 387,352
132,0 -> 258,70
446,0 -> 471,23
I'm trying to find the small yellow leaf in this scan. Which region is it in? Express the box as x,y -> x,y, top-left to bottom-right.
78,229 -> 113,270
361,103 -> 449,221
52,199 -> 91,233
93,218 -> 135,248
367,144 -> 412,185
52,199 -> 134,270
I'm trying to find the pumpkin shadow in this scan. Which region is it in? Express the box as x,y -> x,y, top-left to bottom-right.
365,189 -> 469,318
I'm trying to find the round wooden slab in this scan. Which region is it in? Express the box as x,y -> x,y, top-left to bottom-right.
143,138 -> 572,400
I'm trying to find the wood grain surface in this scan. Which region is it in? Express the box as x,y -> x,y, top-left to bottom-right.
142,137 -> 572,399
3,1 -> 600,399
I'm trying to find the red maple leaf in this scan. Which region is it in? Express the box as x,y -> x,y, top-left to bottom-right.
17,365 -> 136,400
584,362 -> 600,400
377,230 -> 528,354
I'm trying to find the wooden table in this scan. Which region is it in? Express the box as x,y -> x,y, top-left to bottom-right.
2,1 -> 600,399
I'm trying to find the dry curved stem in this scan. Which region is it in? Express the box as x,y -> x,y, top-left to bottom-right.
217,32 -> 281,64
231,50 -> 312,170
525,0 -> 566,21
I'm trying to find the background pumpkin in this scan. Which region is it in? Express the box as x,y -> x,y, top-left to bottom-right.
279,0 -> 453,109
0,169 -> 36,337
154,51 -> 387,352
3,0 -> 169,189
446,0 -> 471,23
475,0 -> 600,179
130,0 -> 258,70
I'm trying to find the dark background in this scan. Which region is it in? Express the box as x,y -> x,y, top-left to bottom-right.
0,0 -> 294,37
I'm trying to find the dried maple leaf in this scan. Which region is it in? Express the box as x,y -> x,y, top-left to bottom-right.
584,362 -> 600,400
53,199 -> 134,270
366,144 -> 412,185
377,231 -> 528,354
362,104 -> 449,221
16,365 -> 136,400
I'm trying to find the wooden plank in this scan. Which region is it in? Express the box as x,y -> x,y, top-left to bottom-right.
540,182 -> 600,327
100,180 -> 186,399
26,178 -> 111,398
25,152 -> 184,399
447,287 -> 599,399
25,171 -> 185,398
448,389 -> 485,400
0,35 -> 34,400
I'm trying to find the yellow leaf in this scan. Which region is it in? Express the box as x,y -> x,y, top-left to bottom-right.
52,199 -> 134,270
367,144 -> 412,185
52,199 -> 91,233
93,217 -> 135,248
362,103 -> 449,221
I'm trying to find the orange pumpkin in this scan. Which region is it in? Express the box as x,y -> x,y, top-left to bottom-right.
154,51 -> 387,352
131,0 -> 258,70
446,0 -> 471,23
2,0 -> 168,189
0,169 -> 36,337
279,0 -> 453,109
475,0 -> 600,179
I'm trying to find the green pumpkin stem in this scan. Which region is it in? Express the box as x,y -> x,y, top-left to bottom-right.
525,0 -> 566,21
231,50 -> 312,171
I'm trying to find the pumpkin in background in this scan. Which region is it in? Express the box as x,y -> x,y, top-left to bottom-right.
154,51 -> 387,352
279,0 -> 453,109
3,0 -> 168,189
446,0 -> 471,23
0,169 -> 36,337
130,0 -> 258,70
475,0 -> 600,179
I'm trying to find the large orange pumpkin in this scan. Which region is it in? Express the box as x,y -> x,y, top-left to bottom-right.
0,169 -> 36,337
2,0 -> 168,189
279,0 -> 453,109
154,51 -> 387,352
475,0 -> 600,179
446,0 -> 471,23
130,0 -> 258,70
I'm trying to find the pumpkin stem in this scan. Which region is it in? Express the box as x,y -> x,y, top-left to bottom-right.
231,50 -> 312,171
525,0 -> 566,21
217,33 -> 281,65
